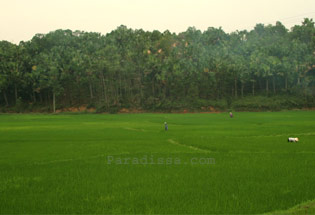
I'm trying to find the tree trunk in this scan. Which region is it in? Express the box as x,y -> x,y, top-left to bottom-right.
39,92 -> 43,104
139,76 -> 143,105
297,66 -> 300,85
266,79 -> 269,95
298,77 -> 300,85
68,87 -> 73,106
101,73 -> 108,106
119,72 -> 122,97
33,91 -> 36,103
14,83 -> 18,104
234,77 -> 237,98
273,76 -> 276,94
241,83 -> 244,98
52,92 -> 56,113
3,91 -> 8,106
46,93 -> 49,106
77,80 -> 81,109
89,82 -> 93,100
39,92 -> 43,103
99,78 -> 104,102
152,79 -> 155,97
252,82 -> 255,96
128,79 -> 132,101
30,93 -> 33,103
124,76 -> 127,99
116,81 -> 119,105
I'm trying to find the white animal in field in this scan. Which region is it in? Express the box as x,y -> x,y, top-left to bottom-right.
288,137 -> 299,142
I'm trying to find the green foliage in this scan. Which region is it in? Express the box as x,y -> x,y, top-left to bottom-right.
13,97 -> 27,113
95,103 -> 107,113
108,105 -> 120,114
232,96 -> 305,111
86,102 -> 96,109
265,199 -> 315,215
0,19 -> 314,111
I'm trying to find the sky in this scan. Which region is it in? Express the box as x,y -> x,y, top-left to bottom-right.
0,0 -> 314,44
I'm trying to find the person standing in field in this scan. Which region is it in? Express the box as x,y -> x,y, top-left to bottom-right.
164,122 -> 168,131
229,112 -> 233,118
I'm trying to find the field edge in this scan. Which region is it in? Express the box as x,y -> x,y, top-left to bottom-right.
264,199 -> 315,215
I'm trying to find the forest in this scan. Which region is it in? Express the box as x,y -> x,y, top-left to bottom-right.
0,18 -> 314,113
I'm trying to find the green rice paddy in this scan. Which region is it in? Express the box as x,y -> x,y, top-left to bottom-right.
0,111 -> 315,214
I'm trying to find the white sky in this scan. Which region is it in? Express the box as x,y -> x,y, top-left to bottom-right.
1,0 -> 314,44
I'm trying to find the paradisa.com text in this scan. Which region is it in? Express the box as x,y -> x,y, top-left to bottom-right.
106,155 -> 215,165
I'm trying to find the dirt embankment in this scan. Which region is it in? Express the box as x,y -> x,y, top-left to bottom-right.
56,106 -> 96,113
55,106 -> 221,114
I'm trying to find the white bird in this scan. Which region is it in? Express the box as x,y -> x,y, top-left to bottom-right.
288,137 -> 299,142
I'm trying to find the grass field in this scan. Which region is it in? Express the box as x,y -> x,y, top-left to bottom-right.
1,111 -> 315,214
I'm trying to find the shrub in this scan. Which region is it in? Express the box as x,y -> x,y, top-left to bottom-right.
87,103 -> 96,109
108,105 -> 119,114
95,104 -> 107,113
231,96 -> 306,111
14,98 -> 28,113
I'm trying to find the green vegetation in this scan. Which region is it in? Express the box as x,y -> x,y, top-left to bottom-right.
265,199 -> 315,215
0,19 -> 314,112
1,111 -> 315,214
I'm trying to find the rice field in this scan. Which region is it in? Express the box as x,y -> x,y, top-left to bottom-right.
0,111 -> 315,214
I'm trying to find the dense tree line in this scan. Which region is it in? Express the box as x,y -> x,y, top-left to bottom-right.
0,19 -> 314,112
